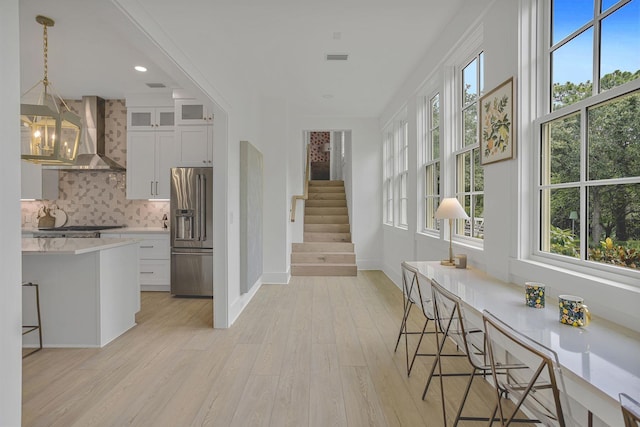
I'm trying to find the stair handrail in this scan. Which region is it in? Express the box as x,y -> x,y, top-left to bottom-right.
290,143 -> 311,222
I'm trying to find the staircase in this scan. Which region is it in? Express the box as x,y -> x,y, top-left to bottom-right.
291,180 -> 357,276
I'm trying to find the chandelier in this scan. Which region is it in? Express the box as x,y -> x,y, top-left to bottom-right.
21,15 -> 81,165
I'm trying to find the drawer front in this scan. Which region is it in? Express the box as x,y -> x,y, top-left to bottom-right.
138,238 -> 170,259
139,260 -> 170,285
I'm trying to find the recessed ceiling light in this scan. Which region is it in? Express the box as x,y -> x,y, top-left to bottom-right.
134,66 -> 147,72
322,94 -> 334,99
333,32 -> 342,40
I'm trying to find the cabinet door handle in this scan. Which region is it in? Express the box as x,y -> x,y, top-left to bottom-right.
150,181 -> 154,195
155,181 -> 159,195
140,245 -> 154,248
140,271 -> 154,274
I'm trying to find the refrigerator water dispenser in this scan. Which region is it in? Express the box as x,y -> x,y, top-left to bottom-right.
175,209 -> 195,240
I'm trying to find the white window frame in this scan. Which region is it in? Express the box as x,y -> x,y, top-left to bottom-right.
532,0 -> 640,281
397,118 -> 409,229
383,127 -> 394,225
454,51 -> 485,242
419,91 -> 441,234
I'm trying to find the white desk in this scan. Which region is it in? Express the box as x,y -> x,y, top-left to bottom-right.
407,261 -> 640,427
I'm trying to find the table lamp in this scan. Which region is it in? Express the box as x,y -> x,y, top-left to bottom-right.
434,198 -> 469,266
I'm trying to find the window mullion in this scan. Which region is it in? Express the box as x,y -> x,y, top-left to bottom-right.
593,0 -> 601,96
580,104 -> 588,261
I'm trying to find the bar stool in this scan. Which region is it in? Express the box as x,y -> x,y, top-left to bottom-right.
22,282 -> 43,358
483,310 -> 578,426
395,262 -> 443,376
620,393 -> 640,427
425,279 -> 497,427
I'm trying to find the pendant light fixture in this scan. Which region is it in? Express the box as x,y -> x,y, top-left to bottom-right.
21,15 -> 81,165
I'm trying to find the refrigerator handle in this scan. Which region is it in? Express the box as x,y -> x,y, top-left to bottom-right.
195,174 -> 202,241
200,174 -> 207,241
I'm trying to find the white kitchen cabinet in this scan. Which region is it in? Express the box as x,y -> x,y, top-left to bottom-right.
126,98 -> 178,199
175,99 -> 213,125
21,160 -> 58,200
127,107 -> 174,131
102,232 -> 170,292
127,130 -> 178,199
137,234 -> 170,291
176,124 -> 213,166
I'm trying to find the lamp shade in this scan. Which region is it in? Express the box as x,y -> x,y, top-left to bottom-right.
434,198 -> 469,220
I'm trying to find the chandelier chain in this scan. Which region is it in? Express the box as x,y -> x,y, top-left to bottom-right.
43,23 -> 49,89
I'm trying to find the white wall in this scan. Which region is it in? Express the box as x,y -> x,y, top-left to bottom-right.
115,0 -> 267,328
223,92 -> 262,325
289,117 -> 382,270
259,96 -> 291,284
379,0 -> 640,331
380,0 -> 496,284
342,131 -> 353,241
0,0 -> 23,424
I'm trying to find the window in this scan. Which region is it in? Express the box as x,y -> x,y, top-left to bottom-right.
550,0 -> 640,110
420,93 -> 441,231
455,52 -> 485,239
538,0 -> 640,273
397,119 -> 409,228
383,128 -> 394,225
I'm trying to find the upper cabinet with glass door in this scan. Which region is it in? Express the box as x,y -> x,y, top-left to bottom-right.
175,99 -> 214,125
128,107 -> 175,131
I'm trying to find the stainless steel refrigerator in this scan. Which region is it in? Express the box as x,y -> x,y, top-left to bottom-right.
170,167 -> 213,296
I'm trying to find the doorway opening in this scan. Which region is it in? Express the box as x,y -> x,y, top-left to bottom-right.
307,130 -> 347,181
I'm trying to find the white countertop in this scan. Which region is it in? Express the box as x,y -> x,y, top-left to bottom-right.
408,261 -> 640,426
101,227 -> 169,234
22,237 -> 141,255
22,227 -> 169,235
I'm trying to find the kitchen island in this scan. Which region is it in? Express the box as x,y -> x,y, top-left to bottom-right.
22,237 -> 141,348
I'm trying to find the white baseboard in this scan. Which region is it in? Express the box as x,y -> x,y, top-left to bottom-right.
141,284 -> 169,292
356,258 -> 383,270
261,271 -> 291,284
228,277 -> 263,325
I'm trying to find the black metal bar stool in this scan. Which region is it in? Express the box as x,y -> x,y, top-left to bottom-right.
22,282 -> 43,358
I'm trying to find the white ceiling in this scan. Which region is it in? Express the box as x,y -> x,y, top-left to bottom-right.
20,0 -> 464,117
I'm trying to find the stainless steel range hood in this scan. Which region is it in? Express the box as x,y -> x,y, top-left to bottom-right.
45,96 -> 125,171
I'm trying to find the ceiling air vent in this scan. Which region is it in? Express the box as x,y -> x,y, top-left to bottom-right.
326,54 -> 349,61
146,82 -> 167,88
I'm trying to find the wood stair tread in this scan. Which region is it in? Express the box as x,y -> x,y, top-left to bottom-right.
292,179 -> 355,276
292,242 -> 354,252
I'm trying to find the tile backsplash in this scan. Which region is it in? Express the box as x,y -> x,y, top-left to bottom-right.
21,99 -> 169,228
21,173 -> 169,228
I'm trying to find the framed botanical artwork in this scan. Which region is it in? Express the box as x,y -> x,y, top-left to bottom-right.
479,77 -> 515,165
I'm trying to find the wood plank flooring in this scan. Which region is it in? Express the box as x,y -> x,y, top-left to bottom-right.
22,271 -> 503,426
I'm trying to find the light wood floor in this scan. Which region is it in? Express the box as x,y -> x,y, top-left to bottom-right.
22,271 -> 503,426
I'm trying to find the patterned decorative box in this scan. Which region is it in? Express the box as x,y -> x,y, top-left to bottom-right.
525,282 -> 545,309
